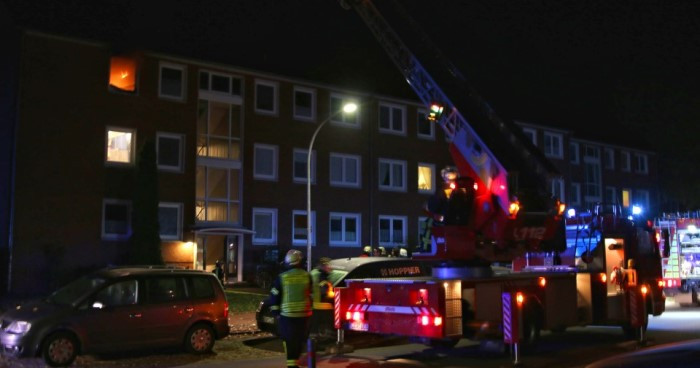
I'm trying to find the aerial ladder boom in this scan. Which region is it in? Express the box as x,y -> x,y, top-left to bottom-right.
340,0 -> 560,214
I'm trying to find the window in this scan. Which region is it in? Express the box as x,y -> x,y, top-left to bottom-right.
621,189 -> 631,208
145,277 -> 186,303
330,94 -> 360,127
379,159 -> 406,192
569,183 -> 581,206
605,186 -> 617,204
252,208 -> 277,245
94,280 -> 138,307
195,166 -> 241,223
199,71 -> 242,96
378,102 -> 406,135
621,151 -> 631,172
292,210 -> 315,245
102,199 -> 131,240
634,190 -> 650,209
254,144 -> 278,181
109,55 -> 137,93
106,127 -> 135,165
157,132 -> 184,172
584,145 -> 601,199
570,142 -> 580,164
417,109 -> 434,139
550,178 -> 565,201
329,213 -> 361,246
330,153 -> 361,188
158,202 -> 183,240
379,216 -> 406,246
191,276 -> 215,299
417,216 -> 431,252
293,87 -> 316,121
159,62 -> 185,100
293,149 -> 315,183
543,132 -> 563,159
417,163 -> 435,193
634,154 -> 648,174
604,148 -> 615,170
255,79 -> 278,115
197,100 -> 242,160
522,127 -> 537,145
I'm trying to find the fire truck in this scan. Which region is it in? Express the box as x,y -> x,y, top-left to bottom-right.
332,0 -> 665,346
655,214 -> 700,306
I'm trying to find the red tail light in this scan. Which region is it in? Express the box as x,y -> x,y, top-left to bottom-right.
658,279 -> 664,288
434,316 -> 443,326
224,301 -> 229,319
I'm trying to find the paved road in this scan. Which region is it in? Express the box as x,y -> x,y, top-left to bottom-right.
175,303 -> 700,368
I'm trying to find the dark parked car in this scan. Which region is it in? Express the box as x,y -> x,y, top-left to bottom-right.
585,339 -> 700,368
256,257 -> 430,334
0,266 -> 230,367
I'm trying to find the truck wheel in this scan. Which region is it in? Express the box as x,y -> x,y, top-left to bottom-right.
42,332 -> 78,367
185,323 -> 215,354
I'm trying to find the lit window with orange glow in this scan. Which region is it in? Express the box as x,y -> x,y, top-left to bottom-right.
106,128 -> 135,164
109,56 -> 137,92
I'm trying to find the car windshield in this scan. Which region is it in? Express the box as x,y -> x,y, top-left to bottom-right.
46,275 -> 106,306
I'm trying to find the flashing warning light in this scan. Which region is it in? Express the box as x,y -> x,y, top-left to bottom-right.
449,182 -> 456,190
640,285 -> 649,296
352,311 -> 363,321
421,315 -> 430,326
567,208 -> 576,218
327,286 -> 335,298
538,277 -> 547,288
363,288 -> 372,303
658,279 -> 664,288
632,205 -> 643,215
516,292 -> 524,307
428,103 -> 444,122
599,273 -> 607,283
655,232 -> 661,244
500,184 -> 506,190
509,201 -> 521,218
346,311 -> 352,320
473,182 -> 479,191
558,202 -> 566,216
434,316 -> 443,326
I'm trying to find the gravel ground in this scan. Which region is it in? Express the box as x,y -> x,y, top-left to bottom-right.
0,312 -> 283,368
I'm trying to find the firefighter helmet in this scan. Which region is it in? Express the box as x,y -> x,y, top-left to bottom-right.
285,249 -> 303,266
441,166 -> 458,182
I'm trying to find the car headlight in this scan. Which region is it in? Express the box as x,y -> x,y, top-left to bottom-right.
6,321 -> 31,334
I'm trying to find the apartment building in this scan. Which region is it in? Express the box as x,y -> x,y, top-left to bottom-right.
517,121 -> 657,216
1,30 -> 454,294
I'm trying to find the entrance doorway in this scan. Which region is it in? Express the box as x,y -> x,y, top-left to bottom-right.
194,233 -> 244,284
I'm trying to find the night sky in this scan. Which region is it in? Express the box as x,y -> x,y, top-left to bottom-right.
4,0 -> 700,207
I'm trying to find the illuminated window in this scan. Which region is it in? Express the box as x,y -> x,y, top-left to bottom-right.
621,189 -> 631,208
109,56 -> 137,93
197,100 -> 242,160
195,166 -> 241,224
417,163 -> 434,193
106,127 -> 135,164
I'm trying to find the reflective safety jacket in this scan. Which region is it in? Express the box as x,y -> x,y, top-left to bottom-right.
268,267 -> 312,318
311,268 -> 334,310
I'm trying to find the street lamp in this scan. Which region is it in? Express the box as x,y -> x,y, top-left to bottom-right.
307,102 -> 358,271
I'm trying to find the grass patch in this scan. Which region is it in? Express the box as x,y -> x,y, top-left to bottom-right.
225,290 -> 267,313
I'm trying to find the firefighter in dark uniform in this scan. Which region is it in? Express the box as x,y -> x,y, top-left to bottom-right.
267,250 -> 312,368
310,257 -> 334,339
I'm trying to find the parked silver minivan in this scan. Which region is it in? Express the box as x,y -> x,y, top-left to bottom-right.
0,267 -> 230,367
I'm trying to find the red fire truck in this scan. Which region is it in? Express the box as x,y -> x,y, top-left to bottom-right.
333,0 -> 665,346
656,215 -> 700,306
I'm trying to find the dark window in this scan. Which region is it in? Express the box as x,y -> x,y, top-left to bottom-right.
160,67 -> 183,98
157,135 -> 181,168
199,71 -> 209,90
104,203 -> 129,236
212,75 -> 230,94
256,84 -> 275,112
191,277 -> 215,299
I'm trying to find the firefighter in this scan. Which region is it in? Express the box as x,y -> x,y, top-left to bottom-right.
310,257 -> 334,339
267,250 -> 312,368
360,245 -> 372,257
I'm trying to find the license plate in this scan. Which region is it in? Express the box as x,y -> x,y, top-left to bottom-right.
263,316 -> 275,324
349,321 -> 369,331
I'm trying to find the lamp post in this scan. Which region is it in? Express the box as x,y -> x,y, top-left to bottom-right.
307,102 -> 358,271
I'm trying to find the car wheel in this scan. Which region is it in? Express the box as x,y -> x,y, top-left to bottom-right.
42,331 -> 78,367
185,323 -> 215,354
